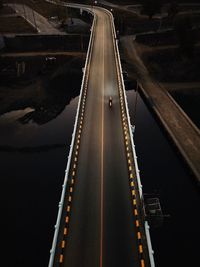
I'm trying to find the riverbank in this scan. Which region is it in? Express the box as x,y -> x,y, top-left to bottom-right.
120,35 -> 200,184
0,55 -> 85,124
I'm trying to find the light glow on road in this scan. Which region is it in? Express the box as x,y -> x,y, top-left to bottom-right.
53,5 -> 149,267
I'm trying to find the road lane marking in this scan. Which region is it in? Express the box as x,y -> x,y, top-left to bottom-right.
100,21 -> 105,267
141,259 -> 145,267
112,27 -> 147,265
64,227 -> 67,235
134,209 -> 138,216
59,254 -> 63,263
57,10 -> 96,265
61,240 -> 65,248
65,216 -> 69,223
137,232 -> 141,240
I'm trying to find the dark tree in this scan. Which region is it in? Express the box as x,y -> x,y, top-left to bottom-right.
167,1 -> 179,19
141,0 -> 163,20
174,14 -> 195,57
0,0 -> 3,9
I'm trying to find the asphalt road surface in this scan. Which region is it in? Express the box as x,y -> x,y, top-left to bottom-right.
54,6 -> 149,267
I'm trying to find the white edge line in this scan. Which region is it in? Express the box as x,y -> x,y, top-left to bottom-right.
47,2 -> 96,266
103,7 -> 156,267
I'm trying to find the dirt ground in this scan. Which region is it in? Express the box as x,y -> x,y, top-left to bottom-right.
0,5 -> 15,15
0,16 -> 37,33
135,42 -> 200,82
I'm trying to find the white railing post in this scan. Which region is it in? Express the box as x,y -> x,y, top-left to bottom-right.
105,9 -> 155,267
47,2 -> 97,266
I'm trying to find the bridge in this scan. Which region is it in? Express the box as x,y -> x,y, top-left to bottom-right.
48,3 -> 155,267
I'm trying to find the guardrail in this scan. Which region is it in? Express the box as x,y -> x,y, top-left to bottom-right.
47,2 -> 96,266
103,8 -> 155,267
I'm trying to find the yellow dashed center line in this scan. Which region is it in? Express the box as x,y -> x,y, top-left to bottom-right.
139,245 -> 143,253
61,240 -> 65,248
134,209 -> 138,216
59,254 -> 63,263
65,216 -> 69,223
141,259 -> 145,267
64,227 -> 68,236
137,232 -> 141,240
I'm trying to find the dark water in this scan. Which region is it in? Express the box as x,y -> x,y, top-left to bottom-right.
0,95 -> 79,267
0,83 -> 199,267
126,90 -> 200,267
170,89 -> 200,129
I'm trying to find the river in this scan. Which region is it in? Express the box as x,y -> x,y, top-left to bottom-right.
0,85 -> 199,267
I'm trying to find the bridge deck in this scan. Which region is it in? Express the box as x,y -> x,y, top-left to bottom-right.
51,6 -> 151,267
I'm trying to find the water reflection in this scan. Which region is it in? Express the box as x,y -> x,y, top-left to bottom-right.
1,68 -> 199,267
0,96 -> 79,147
0,56 -> 85,267
0,58 -> 83,147
0,90 -> 79,267
0,56 -> 84,125
126,90 -> 200,267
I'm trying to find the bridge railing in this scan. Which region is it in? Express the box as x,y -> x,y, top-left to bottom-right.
47,2 -> 97,266
104,8 -> 155,267
47,2 -> 155,266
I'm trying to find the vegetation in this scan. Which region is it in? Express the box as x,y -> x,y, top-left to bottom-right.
141,0 -> 163,19
167,1 -> 179,19
174,14 -> 196,57
0,16 -> 37,33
